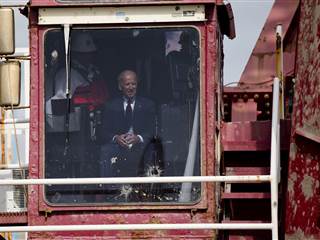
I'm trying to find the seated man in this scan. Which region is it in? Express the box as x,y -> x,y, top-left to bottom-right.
100,70 -> 156,181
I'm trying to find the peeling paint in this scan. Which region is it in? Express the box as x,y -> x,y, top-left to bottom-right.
288,172 -> 297,195
300,175 -> 316,200
306,153 -> 313,164
289,143 -> 297,160
286,228 -> 316,240
286,1 -> 320,238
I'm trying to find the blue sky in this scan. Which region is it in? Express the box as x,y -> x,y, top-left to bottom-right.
224,0 -> 274,84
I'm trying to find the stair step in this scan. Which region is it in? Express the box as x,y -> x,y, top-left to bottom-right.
225,167 -> 270,175
222,192 -> 271,199
222,121 -> 271,151
221,119 -> 291,151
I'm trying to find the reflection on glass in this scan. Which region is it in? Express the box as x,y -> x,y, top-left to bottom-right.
44,27 -> 200,205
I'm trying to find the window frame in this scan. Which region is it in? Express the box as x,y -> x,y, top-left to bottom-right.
38,24 -> 210,211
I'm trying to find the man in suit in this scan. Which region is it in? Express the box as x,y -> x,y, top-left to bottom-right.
100,70 -> 156,180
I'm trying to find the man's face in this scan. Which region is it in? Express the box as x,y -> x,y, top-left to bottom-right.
120,73 -> 138,99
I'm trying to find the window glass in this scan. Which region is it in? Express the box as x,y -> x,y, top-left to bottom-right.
44,27 -> 201,205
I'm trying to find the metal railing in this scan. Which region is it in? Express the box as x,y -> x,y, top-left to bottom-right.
0,78 -> 281,239
270,77 -> 281,239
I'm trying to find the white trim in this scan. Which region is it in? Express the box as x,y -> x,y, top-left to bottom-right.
0,223 -> 273,232
38,5 -> 206,25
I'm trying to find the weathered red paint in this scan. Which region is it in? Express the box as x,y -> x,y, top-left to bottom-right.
223,86 -> 273,122
0,212 -> 27,225
23,1 -> 222,239
285,0 -> 320,239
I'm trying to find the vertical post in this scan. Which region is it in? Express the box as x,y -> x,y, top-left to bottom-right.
270,77 -> 280,240
63,24 -> 71,156
63,24 -> 71,96
275,24 -> 284,119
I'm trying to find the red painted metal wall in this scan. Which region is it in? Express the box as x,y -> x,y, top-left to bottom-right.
26,2 -> 222,239
285,1 -> 320,239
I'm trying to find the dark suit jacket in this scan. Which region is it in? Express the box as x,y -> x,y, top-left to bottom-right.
102,96 -> 156,145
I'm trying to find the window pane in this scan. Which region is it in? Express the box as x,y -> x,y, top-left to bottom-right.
44,27 -> 201,204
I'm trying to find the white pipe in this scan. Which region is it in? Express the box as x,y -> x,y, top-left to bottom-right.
270,77 -> 280,240
180,95 -> 200,202
0,175 -> 271,186
0,223 -> 273,232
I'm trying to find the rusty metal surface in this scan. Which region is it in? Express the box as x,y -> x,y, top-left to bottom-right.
285,138 -> 320,239
223,86 -> 273,122
29,213 -> 215,239
238,0 -> 299,87
285,0 -> 320,239
27,4 -> 219,240
231,100 -> 257,122
0,212 -> 27,224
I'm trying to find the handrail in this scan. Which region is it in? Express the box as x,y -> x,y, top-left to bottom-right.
0,175 -> 271,186
0,174 -> 276,236
0,174 -> 274,233
270,77 -> 281,240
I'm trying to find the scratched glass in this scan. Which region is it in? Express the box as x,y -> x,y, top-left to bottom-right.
44,28 -> 200,205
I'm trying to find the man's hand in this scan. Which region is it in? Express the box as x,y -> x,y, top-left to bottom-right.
115,133 -> 140,149
115,134 -> 129,148
124,133 -> 140,146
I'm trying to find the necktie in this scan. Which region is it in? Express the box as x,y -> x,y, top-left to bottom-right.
125,99 -> 133,131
